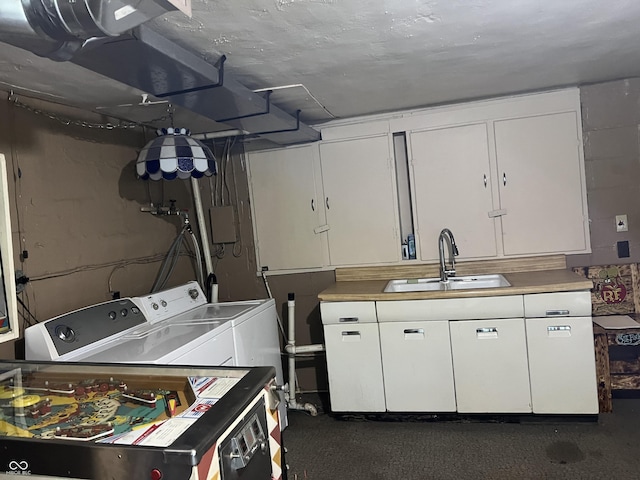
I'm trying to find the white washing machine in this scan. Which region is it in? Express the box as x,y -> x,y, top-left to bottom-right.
24,281 -> 287,428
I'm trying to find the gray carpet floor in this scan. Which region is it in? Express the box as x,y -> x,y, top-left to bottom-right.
283,399 -> 640,480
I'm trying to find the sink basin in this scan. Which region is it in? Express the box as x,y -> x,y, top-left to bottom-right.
383,274 -> 511,293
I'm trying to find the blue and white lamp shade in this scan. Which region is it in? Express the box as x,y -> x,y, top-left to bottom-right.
136,127 -> 217,180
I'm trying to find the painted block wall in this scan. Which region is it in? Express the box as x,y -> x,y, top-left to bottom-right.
568,78 -> 640,267
0,93 -> 199,358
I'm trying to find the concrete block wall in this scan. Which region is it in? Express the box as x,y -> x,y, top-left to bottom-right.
568,79 -> 640,267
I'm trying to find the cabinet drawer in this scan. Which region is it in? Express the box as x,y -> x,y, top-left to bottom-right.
320,301 -> 377,325
376,296 -> 523,322
524,291 -> 591,318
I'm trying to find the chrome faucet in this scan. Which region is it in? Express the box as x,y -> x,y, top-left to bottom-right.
438,228 -> 459,282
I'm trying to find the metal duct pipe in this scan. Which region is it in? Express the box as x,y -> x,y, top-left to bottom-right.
72,25 -> 321,145
0,0 -> 320,145
0,0 -> 183,61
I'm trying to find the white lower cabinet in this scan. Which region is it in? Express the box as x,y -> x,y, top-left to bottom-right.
323,323 -> 386,412
526,317 -> 598,414
449,318 -> 532,413
321,301 -> 386,412
322,291 -> 598,415
524,292 -> 598,414
379,320 -> 456,412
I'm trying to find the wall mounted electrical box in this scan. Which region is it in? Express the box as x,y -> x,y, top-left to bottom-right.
209,206 -> 237,244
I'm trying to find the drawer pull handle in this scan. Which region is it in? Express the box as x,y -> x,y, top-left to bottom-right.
404,328 -> 424,334
476,327 -> 498,339
341,331 -> 361,342
339,317 -> 359,323
404,328 -> 425,340
548,325 -> 571,337
545,310 -> 570,316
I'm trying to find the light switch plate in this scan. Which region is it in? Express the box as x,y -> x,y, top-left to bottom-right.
616,215 -> 628,232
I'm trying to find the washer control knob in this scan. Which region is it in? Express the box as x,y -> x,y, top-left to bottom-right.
131,307 -> 140,315
188,289 -> 199,300
108,311 -> 117,320
160,300 -> 167,307
55,325 -> 75,343
120,309 -> 128,317
152,303 -> 159,310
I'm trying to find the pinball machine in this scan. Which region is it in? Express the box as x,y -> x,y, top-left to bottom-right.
0,360 -> 283,479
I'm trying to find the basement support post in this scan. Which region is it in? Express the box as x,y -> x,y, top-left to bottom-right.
190,177 -> 214,284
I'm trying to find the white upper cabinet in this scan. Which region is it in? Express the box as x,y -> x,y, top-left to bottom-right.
247,88 -> 590,272
409,123 -> 499,261
247,144 -> 328,272
319,135 -> 400,266
494,112 -> 588,255
247,134 -> 400,272
406,89 -> 590,260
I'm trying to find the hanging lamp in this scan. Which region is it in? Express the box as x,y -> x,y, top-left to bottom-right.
136,125 -> 217,295
136,127 -> 217,180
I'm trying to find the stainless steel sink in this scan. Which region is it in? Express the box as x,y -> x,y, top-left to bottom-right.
383,274 -> 511,293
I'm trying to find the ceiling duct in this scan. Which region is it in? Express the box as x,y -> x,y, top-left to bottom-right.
0,0 -> 320,145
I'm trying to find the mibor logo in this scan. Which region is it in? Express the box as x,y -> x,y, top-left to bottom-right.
7,459 -> 30,475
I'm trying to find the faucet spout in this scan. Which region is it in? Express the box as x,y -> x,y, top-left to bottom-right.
438,228 -> 459,282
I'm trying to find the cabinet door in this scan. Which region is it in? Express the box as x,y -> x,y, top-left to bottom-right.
450,318 -> 532,413
319,136 -> 399,266
526,317 -> 598,414
379,321 -> 456,412
323,323 -> 386,412
247,145 -> 328,271
409,124 -> 498,261
494,112 -> 588,255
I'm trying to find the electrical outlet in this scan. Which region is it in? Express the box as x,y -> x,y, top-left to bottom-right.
616,215 -> 628,232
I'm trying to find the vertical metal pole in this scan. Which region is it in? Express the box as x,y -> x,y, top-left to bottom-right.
190,177 -> 213,280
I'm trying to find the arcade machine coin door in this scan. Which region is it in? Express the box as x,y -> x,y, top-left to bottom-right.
0,154 -> 19,345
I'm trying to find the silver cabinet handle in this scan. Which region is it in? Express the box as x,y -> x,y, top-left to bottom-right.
503,172 -> 507,186
476,327 -> 498,339
339,317 -> 358,323
341,331 -> 361,342
483,174 -> 487,188
546,310 -> 570,316
477,327 -> 497,333
547,325 -> 571,337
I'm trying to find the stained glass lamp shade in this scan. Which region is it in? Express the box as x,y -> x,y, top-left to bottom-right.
136,127 -> 217,180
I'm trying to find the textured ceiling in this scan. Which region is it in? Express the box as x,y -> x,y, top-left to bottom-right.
1,0 -> 640,133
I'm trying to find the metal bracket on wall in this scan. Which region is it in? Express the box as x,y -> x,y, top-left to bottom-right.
216,90 -> 272,122
155,55 -> 226,98
246,110 -> 303,137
